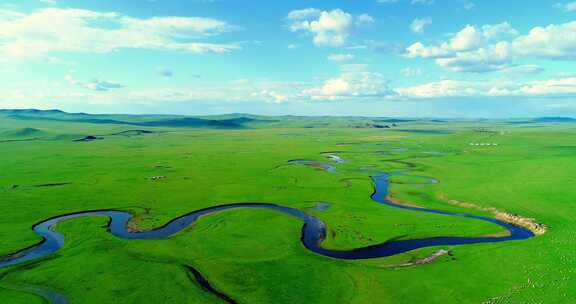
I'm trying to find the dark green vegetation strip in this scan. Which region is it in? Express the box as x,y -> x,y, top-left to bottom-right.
184,265 -> 237,304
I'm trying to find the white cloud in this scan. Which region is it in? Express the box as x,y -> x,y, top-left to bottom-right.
65,75 -> 124,92
512,21 -> 576,59
405,24 -> 499,59
303,65 -> 395,100
500,64 -> 543,75
288,9 -> 352,47
519,77 -> 576,96
401,67 -> 423,77
482,22 -> 518,40
286,8 -> 321,20
411,0 -> 434,5
410,17 -> 432,34
397,80 -> 481,98
26,78 -> 304,105
286,9 -> 374,47
450,25 -> 483,51
328,53 -> 355,62
461,0 -> 475,10
558,1 -> 576,12
406,42 -> 451,58
0,8 -> 239,61
406,21 -> 576,73
6,72 -> 576,108
251,90 -> 288,104
39,0 -> 57,5
356,14 -> 375,27
397,77 -> 576,98
321,78 -> 351,96
434,42 -> 513,72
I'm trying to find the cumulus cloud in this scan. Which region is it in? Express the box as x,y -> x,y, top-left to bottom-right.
286,8 -> 374,47
0,8 -> 239,60
251,90 -> 288,104
434,42 -> 514,72
410,17 -> 432,34
302,65 -> 395,100
512,21 -> 576,59
450,25 -> 484,51
406,21 -> 576,73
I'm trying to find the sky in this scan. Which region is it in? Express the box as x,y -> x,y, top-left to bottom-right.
1,0 -> 576,117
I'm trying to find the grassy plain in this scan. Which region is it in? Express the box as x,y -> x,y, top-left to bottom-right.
0,111 -> 574,303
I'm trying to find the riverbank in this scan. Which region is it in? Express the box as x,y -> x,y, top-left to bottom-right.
440,195 -> 548,236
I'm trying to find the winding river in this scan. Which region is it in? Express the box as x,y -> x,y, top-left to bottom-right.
0,153 -> 535,302
1,173 -> 533,267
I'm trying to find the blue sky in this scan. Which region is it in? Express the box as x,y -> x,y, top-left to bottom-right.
1,0 -> 576,117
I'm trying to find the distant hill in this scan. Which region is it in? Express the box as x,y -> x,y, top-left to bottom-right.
138,117 -> 256,128
0,109 -> 265,129
533,117 -> 576,123
1,127 -> 48,138
0,109 -> 65,116
9,108 -> 563,129
374,118 -> 416,123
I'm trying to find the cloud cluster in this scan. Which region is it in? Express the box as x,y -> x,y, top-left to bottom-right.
6,72 -> 576,108
557,1 -> 576,12
407,21 -> 576,73
65,75 -> 124,92
397,77 -> 576,98
328,53 -> 355,62
286,8 -> 374,47
302,65 -> 395,100
0,8 -> 239,60
410,18 -> 432,34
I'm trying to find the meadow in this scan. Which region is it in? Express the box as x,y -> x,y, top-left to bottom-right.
0,110 -> 574,303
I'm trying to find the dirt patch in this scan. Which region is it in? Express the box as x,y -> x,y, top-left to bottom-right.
440,195 -> 548,235
385,195 -> 426,208
382,249 -> 451,268
126,207 -> 152,232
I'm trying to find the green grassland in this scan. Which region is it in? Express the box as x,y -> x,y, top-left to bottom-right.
0,110 -> 574,303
